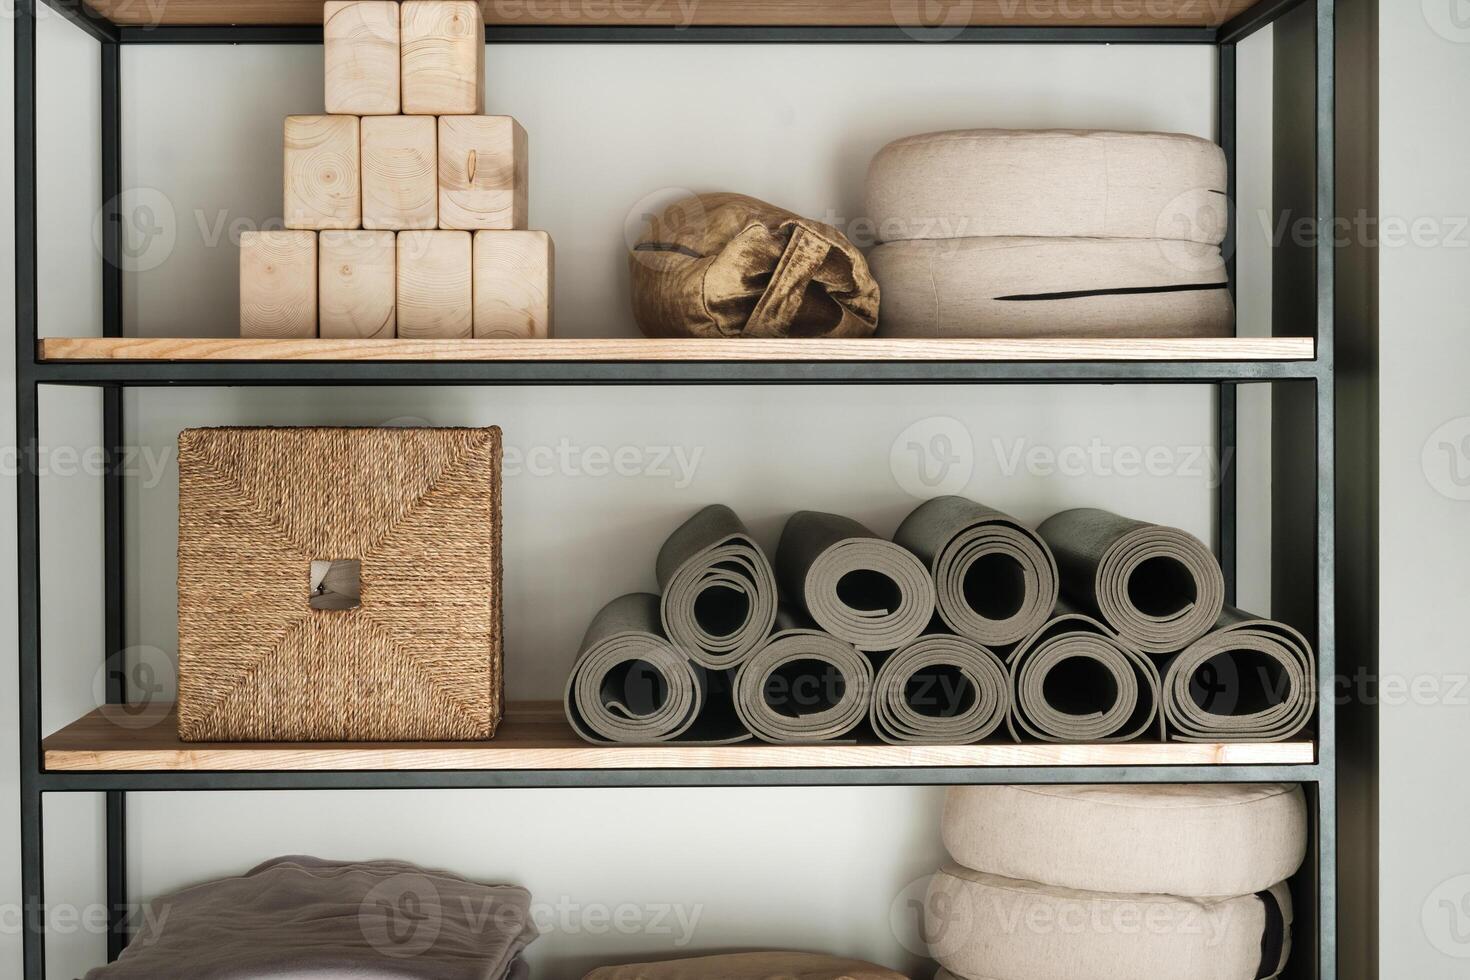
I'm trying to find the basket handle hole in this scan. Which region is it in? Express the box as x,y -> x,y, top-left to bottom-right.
310,559 -> 360,611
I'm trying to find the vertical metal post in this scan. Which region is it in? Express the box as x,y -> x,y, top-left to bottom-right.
15,0 -> 46,976
101,35 -> 129,963
1216,41 -> 1239,604
1313,0 -> 1339,976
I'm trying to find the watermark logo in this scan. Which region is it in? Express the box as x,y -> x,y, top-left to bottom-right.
94,187 -> 176,273
889,874 -> 975,958
890,0 -> 975,42
1424,0 -> 1470,43
624,187 -> 704,272
360,874 -> 443,959
1423,875 -> 1470,957
890,417 -> 975,498
1423,417 -> 1470,500
92,646 -> 175,731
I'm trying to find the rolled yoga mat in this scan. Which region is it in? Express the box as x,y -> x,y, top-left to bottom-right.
893,495 -> 1058,646
733,609 -> 873,743
1037,507 -> 1224,654
1006,610 -> 1163,743
564,593 -> 746,744
775,510 -> 936,652
870,632 -> 1010,744
1162,606 -> 1317,742
656,504 -> 779,669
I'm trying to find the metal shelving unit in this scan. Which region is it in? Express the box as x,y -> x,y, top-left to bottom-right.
13,0 -> 1337,976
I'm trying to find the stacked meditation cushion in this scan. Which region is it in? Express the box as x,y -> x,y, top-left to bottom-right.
865,129 -> 1234,338
926,783 -> 1308,980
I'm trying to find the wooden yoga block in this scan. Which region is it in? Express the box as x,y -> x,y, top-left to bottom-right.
284,115 -> 361,230
362,115 -> 438,230
400,0 -> 485,115
473,230 -> 553,338
319,230 -> 396,339
398,230 -> 472,338
324,0 -> 400,115
438,116 -> 528,230
240,230 -> 317,338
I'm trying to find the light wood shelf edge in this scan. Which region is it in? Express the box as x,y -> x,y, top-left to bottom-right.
43,705 -> 1316,772
37,336 -> 1316,364
84,0 -> 1261,29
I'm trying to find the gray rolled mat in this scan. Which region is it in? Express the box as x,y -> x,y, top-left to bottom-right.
870,632 -> 1010,744
775,510 -> 936,652
656,504 -> 779,669
1006,610 -> 1164,743
893,495 -> 1058,646
1037,507 -> 1224,654
733,609 -> 874,743
564,593 -> 747,745
1163,606 -> 1317,742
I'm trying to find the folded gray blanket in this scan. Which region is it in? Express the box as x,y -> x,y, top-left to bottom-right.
1037,507 -> 1224,653
1162,606 -> 1317,742
565,593 -> 747,744
83,856 -> 536,979
775,511 -> 935,652
656,504 -> 779,669
893,496 -> 1057,646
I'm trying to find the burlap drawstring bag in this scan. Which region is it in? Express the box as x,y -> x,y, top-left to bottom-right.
629,192 -> 879,338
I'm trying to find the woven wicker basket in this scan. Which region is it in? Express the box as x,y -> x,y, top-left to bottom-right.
176,426 -> 502,742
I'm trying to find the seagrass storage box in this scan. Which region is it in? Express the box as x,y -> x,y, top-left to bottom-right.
176,426 -> 502,742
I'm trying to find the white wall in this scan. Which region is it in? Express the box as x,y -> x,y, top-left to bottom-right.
3,30 -> 1285,980
1378,3 -> 1470,978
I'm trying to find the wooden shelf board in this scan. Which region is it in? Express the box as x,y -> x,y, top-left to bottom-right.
44,703 -> 1315,772
38,336 -> 1315,364
85,0 -> 1262,29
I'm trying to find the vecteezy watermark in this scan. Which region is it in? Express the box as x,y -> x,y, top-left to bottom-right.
504,440 -> 704,488
1255,208 -> 1470,251
1422,416 -> 1470,500
889,874 -> 976,958
1423,875 -> 1470,958
488,0 -> 700,27
0,899 -> 170,938
889,0 -> 975,42
93,187 -> 177,273
1423,0 -> 1470,43
890,417 -> 976,499
361,874 -> 447,958
993,437 -> 1234,489
1,441 -> 174,489
93,646 -> 176,731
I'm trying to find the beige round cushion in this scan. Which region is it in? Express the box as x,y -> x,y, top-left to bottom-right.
926,866 -> 1292,980
866,129 -> 1227,244
942,783 -> 1307,898
868,236 -> 1232,339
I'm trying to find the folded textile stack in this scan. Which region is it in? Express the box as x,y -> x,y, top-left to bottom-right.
83,856 -> 537,979
925,784 -> 1307,980
865,129 -> 1233,339
583,950 -> 910,979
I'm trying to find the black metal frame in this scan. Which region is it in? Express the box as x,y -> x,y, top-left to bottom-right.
13,2 -> 1335,977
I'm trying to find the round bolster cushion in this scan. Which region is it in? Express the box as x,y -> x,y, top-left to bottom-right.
868,236 -> 1233,340
866,129 -> 1228,244
941,783 -> 1308,898
925,865 -> 1293,980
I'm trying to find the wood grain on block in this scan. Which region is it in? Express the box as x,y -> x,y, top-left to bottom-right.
240,230 -> 317,337
473,230 -> 552,338
400,0 -> 485,115
319,230 -> 396,338
361,115 -> 438,230
397,230 -> 472,338
438,116 -> 527,230
323,1 -> 400,114
284,115 -> 361,230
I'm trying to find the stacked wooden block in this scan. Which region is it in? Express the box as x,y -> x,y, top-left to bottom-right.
240,0 -> 553,340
